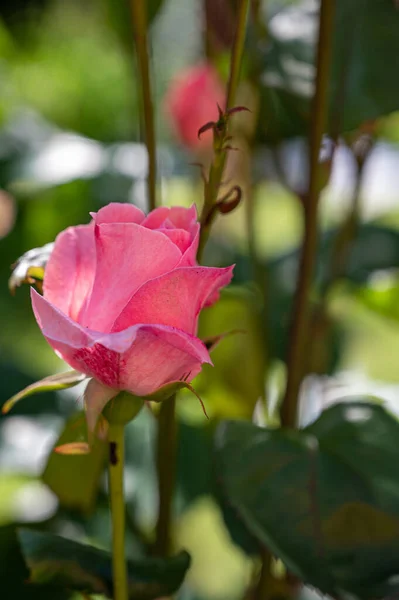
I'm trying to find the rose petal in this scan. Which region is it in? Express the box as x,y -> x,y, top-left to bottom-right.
166,204 -> 198,232
43,224 -> 95,320
119,324 -> 212,396
142,206 -> 170,229
31,289 -> 211,395
91,202 -> 145,225
158,228 -> 192,254
178,225 -> 200,266
142,204 -> 197,233
111,266 -> 234,334
81,223 -> 182,331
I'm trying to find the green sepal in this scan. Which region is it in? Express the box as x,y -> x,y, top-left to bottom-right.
2,370 -> 86,414
103,391 -> 144,426
146,381 -> 208,417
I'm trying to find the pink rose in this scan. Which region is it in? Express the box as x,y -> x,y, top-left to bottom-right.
164,63 -> 225,150
31,203 -> 233,430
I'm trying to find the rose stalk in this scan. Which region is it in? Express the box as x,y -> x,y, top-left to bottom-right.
4,202 -> 233,600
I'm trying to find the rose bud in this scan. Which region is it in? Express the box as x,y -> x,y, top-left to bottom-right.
164,63 -> 225,151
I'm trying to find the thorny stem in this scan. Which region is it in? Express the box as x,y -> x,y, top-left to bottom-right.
197,0 -> 250,261
154,395 -> 177,556
280,0 -> 336,428
108,423 -> 128,600
130,0 -> 157,211
153,0 -> 250,562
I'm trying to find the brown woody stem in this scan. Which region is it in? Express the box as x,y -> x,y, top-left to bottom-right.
280,0 -> 336,428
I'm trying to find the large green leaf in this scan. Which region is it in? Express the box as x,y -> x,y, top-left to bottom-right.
215,401 -> 399,598
18,528 -> 191,599
42,411 -> 107,513
258,0 -> 399,141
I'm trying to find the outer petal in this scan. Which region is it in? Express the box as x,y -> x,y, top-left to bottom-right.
43,224 -> 95,321
31,289 -> 211,394
111,265 -> 234,335
81,222 -> 182,331
119,325 -> 212,396
91,202 -> 145,224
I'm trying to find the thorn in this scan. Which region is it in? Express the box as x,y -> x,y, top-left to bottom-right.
217,185 -> 242,214
203,329 -> 246,351
216,103 -> 224,120
226,105 -> 251,116
198,121 -> 215,139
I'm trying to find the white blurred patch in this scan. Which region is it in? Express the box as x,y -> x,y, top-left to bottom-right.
13,481 -> 58,522
28,133 -> 106,185
0,416 -> 62,474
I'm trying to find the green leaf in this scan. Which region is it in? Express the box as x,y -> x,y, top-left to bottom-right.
2,370 -> 86,414
215,401 -> 399,598
42,412 -> 107,513
18,528 -> 191,599
196,287 -> 266,419
356,277 -> 399,325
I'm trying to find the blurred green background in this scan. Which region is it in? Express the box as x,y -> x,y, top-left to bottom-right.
1,0 -> 399,598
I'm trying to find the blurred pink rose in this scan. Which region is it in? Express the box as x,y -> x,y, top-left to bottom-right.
164,63 -> 225,149
31,203 -> 233,429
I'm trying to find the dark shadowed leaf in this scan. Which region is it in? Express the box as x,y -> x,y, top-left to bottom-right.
0,526 -> 72,599
258,0 -> 399,141
18,528 -> 191,599
42,411 -> 107,513
215,401 -> 399,597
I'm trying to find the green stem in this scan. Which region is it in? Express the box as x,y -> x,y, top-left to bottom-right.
109,423 -> 128,600
197,0 -> 250,262
154,395 -> 177,556
130,0 -> 157,211
254,549 -> 272,600
280,0 -> 336,428
225,0 -> 250,111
